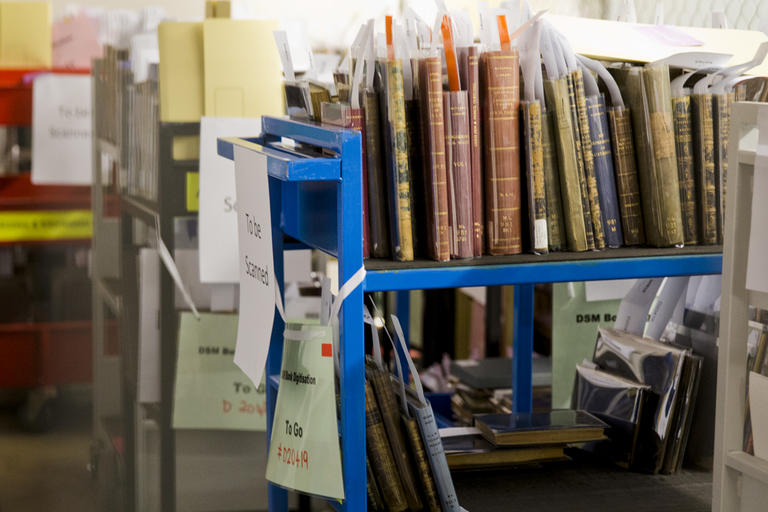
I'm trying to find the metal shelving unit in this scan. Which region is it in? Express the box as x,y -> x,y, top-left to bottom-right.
219,116 -> 723,511
713,101 -> 768,512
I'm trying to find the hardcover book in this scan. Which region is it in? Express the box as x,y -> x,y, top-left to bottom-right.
608,105 -> 645,245
443,90 -> 474,259
480,49 -> 522,255
541,109 -> 566,251
474,409 -> 607,447
521,100 -> 548,253
671,95 -> 699,245
362,88 -> 391,258
459,45 -> 484,256
692,93 -> 718,245
567,72 -> 595,250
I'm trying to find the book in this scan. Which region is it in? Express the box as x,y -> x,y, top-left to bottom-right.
567,72 -> 596,250
573,69 -> 605,249
283,81 -> 313,121
459,45 -> 484,256
443,90 -> 474,259
441,428 -> 566,469
402,415 -> 442,512
366,457 -> 386,511
713,92 -> 732,244
608,105 -> 645,245
521,100 -> 548,253
406,97 -> 427,259
586,94 -> 623,248
379,59 -> 415,261
480,50 -> 522,255
541,110 -> 566,251
661,353 -> 702,474
572,363 -> 650,468
417,56 -> 450,262
474,409 -> 607,447
544,77 -> 589,251
671,95 -> 699,245
692,92 -> 718,245
321,102 -> 370,258
615,64 -> 684,247
364,379 -> 408,511
366,365 -> 422,511
363,88 -> 391,258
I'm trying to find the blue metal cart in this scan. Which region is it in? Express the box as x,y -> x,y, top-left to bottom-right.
219,116 -> 722,512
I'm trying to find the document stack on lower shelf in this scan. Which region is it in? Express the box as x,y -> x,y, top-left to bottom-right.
572,327 -> 703,474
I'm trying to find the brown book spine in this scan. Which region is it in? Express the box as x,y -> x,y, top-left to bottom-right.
522,100 -> 548,253
672,95 -> 699,245
692,93 -> 717,245
367,457 -> 386,511
608,106 -> 645,245
403,416 -> 442,512
365,380 -> 408,512
573,70 -> 605,249
382,59 -> 415,260
363,89 -> 391,258
460,46 -> 484,256
419,57 -> 451,261
567,73 -> 595,250
480,50 -> 522,255
713,92 -> 731,244
368,367 -> 422,511
541,110 -> 565,251
443,90 -> 474,259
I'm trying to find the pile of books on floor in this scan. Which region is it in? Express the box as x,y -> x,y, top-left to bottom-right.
441,409 -> 607,470
572,327 -> 703,474
449,357 -> 551,425
274,7 -> 754,262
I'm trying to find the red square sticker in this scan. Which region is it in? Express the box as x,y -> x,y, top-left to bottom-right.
321,343 -> 333,358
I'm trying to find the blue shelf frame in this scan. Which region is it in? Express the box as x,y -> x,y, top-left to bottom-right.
218,116 -> 723,512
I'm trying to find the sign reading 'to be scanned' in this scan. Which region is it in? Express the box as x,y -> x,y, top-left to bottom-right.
233,144 -> 275,387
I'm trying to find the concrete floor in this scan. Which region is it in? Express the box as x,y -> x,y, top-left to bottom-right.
0,391 -> 97,512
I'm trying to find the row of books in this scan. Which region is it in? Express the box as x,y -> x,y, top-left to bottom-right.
743,319 -> 768,455
572,327 -> 702,474
279,9 -> 740,262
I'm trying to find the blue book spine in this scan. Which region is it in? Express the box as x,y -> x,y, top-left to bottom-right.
587,95 -> 623,248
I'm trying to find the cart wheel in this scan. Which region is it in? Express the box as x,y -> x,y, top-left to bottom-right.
18,387 -> 58,433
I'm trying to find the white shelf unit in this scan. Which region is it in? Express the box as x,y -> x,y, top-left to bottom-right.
713,101 -> 768,512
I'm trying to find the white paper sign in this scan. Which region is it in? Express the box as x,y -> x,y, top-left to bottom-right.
32,74 -> 92,185
585,279 -> 637,302
199,117 -> 263,283
233,144 -> 275,386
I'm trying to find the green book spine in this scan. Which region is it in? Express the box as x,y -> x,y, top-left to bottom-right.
541,110 -> 566,251
573,69 -> 605,249
567,72 -> 595,250
608,106 -> 645,245
544,77 -> 588,251
672,95 -> 699,245
692,93 -> 718,245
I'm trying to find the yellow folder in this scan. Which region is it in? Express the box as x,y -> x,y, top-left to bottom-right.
202,19 -> 283,118
0,1 -> 51,68
158,21 -> 204,123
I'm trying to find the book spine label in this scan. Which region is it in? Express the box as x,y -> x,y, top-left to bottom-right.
467,46 -> 484,256
672,95 -> 699,245
522,100 -> 548,253
365,381 -> 408,511
692,93 -> 717,245
384,59 -> 415,260
544,77 -> 588,251
420,57 -> 451,261
608,106 -> 645,246
567,73 -> 595,250
541,110 -> 566,251
713,92 -> 731,244
586,94 -> 624,248
480,50 -> 522,255
574,70 -> 605,249
363,89 -> 391,258
443,91 -> 474,259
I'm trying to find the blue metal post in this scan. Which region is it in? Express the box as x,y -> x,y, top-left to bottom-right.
337,132 -> 365,511
512,284 -> 534,413
266,177 -> 288,511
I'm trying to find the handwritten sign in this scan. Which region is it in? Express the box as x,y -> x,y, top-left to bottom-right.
266,321 -> 344,500
32,73 -> 92,185
233,143 -> 275,387
173,312 -> 266,431
199,117 -> 262,283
